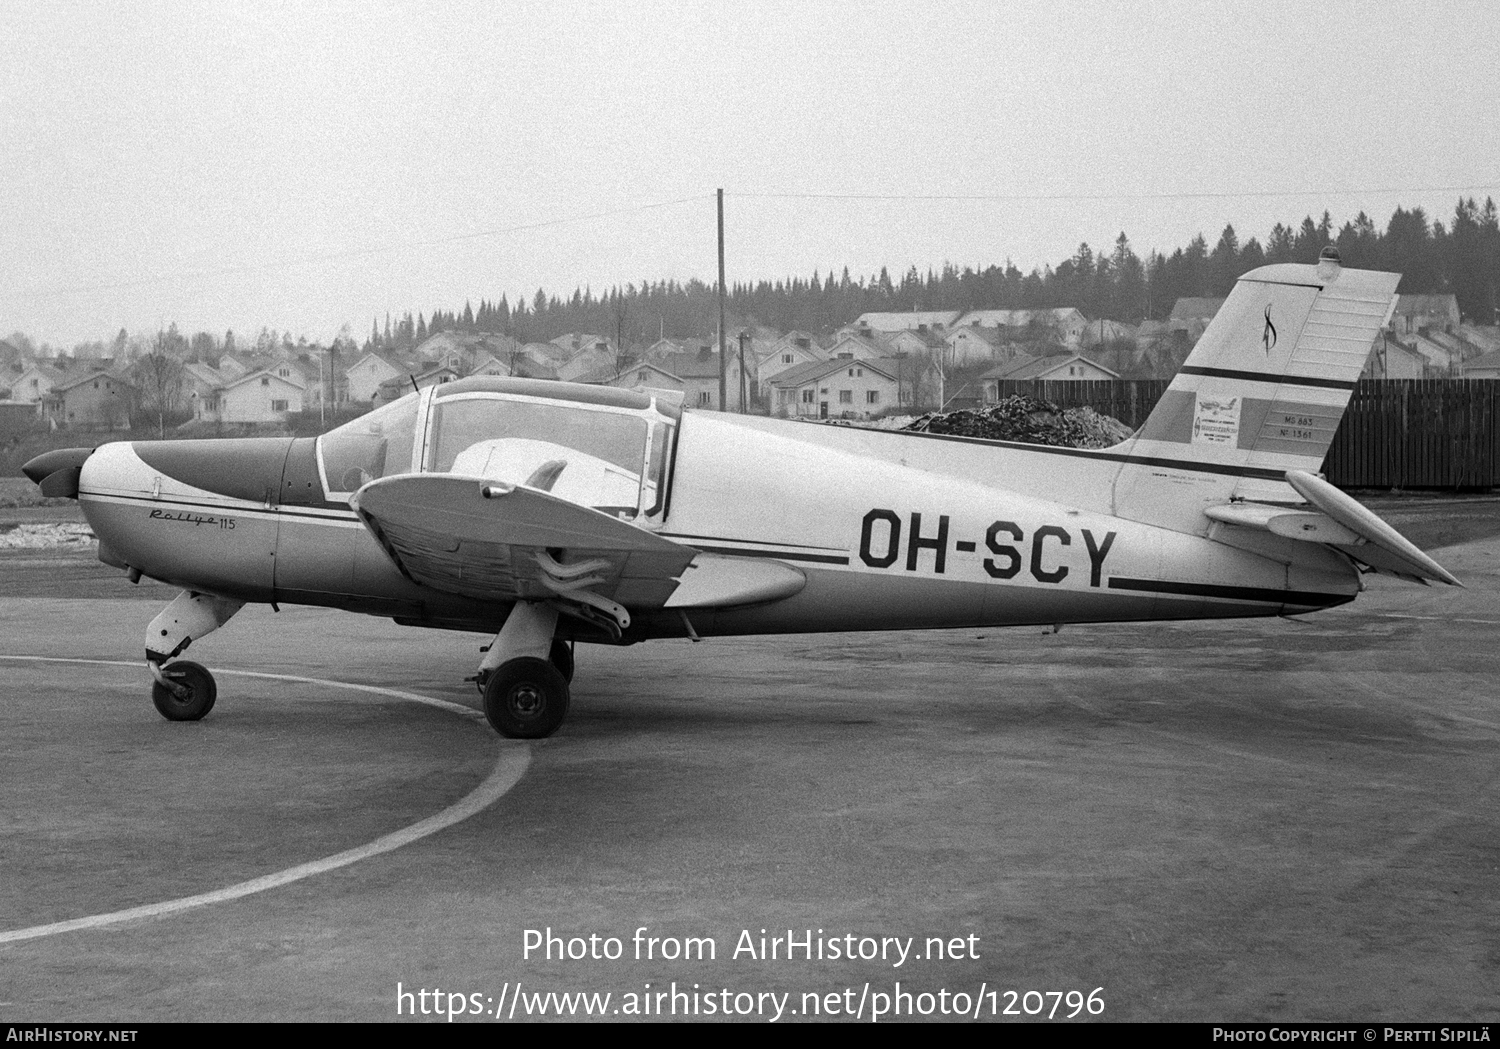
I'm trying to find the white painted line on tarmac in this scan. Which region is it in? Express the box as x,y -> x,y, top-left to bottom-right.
0,655 -> 529,946
1378,614 -> 1500,625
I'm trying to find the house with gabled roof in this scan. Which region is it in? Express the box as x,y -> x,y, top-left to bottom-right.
1364,336 -> 1427,380
851,310 -> 962,334
216,351 -> 256,381
979,353 -> 1119,400
10,361 -> 66,410
1079,318 -> 1139,349
53,368 -> 137,429
556,339 -> 622,382
467,353 -> 512,379
943,324 -> 1009,365
656,349 -> 752,411
769,357 -> 899,420
211,367 -> 306,423
374,363 -> 464,405
181,362 -> 226,421
1462,350 -> 1500,379
346,351 -> 407,403
580,360 -> 686,397
1167,298 -> 1225,343
754,332 -> 825,398
643,337 -> 683,362
823,331 -> 891,362
1391,293 -> 1461,335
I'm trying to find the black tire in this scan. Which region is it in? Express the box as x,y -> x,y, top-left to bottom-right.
483,657 -> 569,739
151,660 -> 217,722
549,638 -> 575,684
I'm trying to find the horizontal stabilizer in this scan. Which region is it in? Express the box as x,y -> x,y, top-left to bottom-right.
1285,471 -> 1461,586
1203,503 -> 1361,544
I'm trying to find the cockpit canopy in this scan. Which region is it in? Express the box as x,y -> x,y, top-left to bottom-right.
317,378 -> 679,521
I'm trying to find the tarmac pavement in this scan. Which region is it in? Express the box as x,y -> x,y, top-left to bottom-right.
0,505 -> 1497,1022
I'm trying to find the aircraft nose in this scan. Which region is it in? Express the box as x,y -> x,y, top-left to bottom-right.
22,447 -> 93,497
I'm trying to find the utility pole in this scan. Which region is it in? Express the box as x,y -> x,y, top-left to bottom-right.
737,329 -> 749,413
717,188 -> 727,411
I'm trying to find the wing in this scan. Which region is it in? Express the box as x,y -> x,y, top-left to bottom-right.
350,474 -> 805,630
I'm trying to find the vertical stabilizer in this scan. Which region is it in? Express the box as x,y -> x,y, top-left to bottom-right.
1111,252 -> 1400,533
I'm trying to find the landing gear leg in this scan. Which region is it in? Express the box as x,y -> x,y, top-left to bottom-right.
549,638 -> 575,684
144,591 -> 243,723
476,602 -> 570,738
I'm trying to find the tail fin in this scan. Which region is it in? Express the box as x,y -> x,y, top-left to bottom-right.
1112,250 -> 1399,532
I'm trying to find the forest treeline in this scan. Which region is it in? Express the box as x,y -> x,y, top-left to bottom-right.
27,200 -> 1496,361
377,199 -> 1499,354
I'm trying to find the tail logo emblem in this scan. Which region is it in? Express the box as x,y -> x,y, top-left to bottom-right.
1263,305 -> 1277,354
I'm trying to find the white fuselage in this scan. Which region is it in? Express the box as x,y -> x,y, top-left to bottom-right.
77,405 -> 1360,643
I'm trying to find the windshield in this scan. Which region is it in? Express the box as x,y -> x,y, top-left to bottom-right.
317,393 -> 420,496
426,394 -> 656,517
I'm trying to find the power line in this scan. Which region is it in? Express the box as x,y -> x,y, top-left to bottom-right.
727,184 -> 1500,203
23,193 -> 713,302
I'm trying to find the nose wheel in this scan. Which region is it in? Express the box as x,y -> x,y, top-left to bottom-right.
149,660 -> 218,721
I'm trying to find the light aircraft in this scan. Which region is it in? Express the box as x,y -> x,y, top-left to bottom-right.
23,249 -> 1459,738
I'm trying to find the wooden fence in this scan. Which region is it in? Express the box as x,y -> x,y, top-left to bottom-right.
990,379 -> 1500,489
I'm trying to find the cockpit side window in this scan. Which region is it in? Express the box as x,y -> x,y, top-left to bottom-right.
427,395 -> 654,518
317,393 -> 421,497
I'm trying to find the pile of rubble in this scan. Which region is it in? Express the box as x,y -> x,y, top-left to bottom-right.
902,395 -> 1133,449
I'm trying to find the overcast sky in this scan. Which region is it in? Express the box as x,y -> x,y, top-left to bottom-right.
5,0 -> 1499,348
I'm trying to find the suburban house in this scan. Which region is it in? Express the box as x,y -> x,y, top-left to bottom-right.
754,332 -> 825,397
555,338 -> 620,382
209,368 -> 306,423
770,357 -> 899,420
953,308 -> 1089,347
181,362 -> 227,420
467,353 -> 513,379
822,332 -> 891,362
1390,293 -> 1461,335
216,352 -> 256,381
1463,351 -> 1500,379
1363,337 -> 1428,379
849,310 -> 962,334
943,324 -> 1009,365
346,351 -> 406,403
9,361 -> 65,410
656,349 -> 752,411
52,369 -> 137,428
881,328 -> 946,358
1079,318 -> 1139,348
979,353 -> 1120,400
583,360 -> 685,397
1168,298 -> 1225,342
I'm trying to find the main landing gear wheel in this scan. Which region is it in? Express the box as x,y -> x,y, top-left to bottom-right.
483,657 -> 569,739
150,660 -> 218,722
549,638 -> 575,684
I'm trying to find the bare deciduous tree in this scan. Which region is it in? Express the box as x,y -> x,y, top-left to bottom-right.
132,329 -> 186,438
